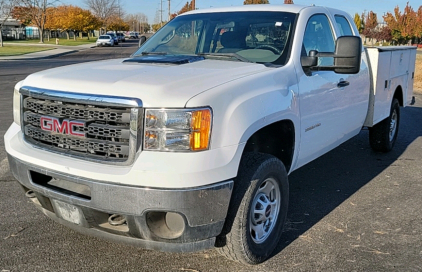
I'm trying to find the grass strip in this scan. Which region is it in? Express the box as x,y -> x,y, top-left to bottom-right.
6,37 -> 97,46
0,45 -> 54,56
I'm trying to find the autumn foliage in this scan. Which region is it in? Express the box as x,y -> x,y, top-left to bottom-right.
243,0 -> 269,4
384,2 -> 422,44
46,5 -> 101,40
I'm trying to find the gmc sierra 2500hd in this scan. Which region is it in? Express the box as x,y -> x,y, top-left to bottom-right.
5,4 -> 416,264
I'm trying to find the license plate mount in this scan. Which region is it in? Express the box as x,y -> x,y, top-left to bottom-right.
52,199 -> 83,225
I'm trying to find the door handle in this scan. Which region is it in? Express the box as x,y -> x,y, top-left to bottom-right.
337,80 -> 349,88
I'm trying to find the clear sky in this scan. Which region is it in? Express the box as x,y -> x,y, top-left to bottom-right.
63,0 -> 420,24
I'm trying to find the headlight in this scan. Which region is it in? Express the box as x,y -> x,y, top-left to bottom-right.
13,82 -> 23,126
144,108 -> 212,152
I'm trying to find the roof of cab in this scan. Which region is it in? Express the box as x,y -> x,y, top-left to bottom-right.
180,4 -> 347,17
182,4 -> 308,15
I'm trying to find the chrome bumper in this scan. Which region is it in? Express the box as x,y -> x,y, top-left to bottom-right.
8,154 -> 233,252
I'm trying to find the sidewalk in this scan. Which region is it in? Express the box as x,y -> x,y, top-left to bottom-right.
0,43 -> 95,61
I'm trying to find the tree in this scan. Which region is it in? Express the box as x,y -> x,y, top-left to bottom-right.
354,13 -> 364,34
243,0 -> 269,4
46,5 -> 72,40
416,6 -> 422,43
71,7 -> 101,40
125,12 -> 149,33
178,1 -> 195,15
165,1 -> 194,26
0,0 -> 21,47
45,5 -> 101,40
384,3 -> 418,44
151,22 -> 164,32
363,11 -> 378,42
374,26 -> 392,44
108,15 -> 129,32
284,0 -> 293,3
18,0 -> 57,43
84,0 -> 118,33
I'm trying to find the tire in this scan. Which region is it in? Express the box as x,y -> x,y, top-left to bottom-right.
215,152 -> 289,264
369,98 -> 400,152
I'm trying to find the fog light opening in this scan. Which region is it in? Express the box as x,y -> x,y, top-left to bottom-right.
146,211 -> 185,239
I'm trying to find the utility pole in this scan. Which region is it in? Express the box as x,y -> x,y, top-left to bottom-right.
168,0 -> 171,21
160,0 -> 163,27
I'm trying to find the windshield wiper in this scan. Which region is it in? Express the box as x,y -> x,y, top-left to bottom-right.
141,51 -> 168,55
198,53 -> 252,63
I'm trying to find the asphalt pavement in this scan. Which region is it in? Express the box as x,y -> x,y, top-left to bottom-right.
1,42 -> 422,271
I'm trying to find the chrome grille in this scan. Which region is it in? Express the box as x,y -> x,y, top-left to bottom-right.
24,97 -> 131,122
20,87 -> 143,165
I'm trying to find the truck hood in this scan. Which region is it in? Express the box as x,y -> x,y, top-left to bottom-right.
22,57 -> 267,107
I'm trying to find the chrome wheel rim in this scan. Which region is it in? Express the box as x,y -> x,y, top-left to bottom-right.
389,109 -> 398,142
249,177 -> 280,244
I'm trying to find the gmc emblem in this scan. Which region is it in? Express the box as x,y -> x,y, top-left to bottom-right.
40,116 -> 85,137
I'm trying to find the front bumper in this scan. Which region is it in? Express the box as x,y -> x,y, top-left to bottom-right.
8,154 -> 233,252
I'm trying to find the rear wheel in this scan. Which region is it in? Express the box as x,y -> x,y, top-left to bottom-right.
216,153 -> 289,264
369,98 -> 400,152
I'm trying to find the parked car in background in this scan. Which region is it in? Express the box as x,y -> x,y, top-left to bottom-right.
106,32 -> 118,45
96,35 -> 114,47
128,32 -> 139,39
116,33 -> 126,42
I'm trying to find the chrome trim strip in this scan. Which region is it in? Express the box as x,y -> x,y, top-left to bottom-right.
20,86 -> 143,108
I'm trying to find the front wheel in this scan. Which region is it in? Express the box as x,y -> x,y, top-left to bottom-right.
369,98 -> 400,152
216,153 -> 289,264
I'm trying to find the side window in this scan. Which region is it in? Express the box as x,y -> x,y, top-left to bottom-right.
335,16 -> 353,36
303,14 -> 335,66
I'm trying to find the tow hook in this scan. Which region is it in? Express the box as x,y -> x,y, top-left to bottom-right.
25,190 -> 36,198
411,96 -> 416,105
108,214 -> 127,226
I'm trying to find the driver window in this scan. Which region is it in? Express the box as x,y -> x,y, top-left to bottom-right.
303,14 -> 335,66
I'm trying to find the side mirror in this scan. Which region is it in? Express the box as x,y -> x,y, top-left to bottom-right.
333,36 -> 362,74
301,36 -> 362,74
139,36 -> 147,47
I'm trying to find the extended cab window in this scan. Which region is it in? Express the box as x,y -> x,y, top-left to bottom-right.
335,16 -> 353,36
303,14 -> 335,66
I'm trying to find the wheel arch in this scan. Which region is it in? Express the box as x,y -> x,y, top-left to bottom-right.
393,85 -> 404,106
242,120 -> 295,173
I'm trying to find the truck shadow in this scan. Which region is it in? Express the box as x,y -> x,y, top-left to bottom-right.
273,100 -> 422,256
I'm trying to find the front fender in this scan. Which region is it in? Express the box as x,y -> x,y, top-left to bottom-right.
186,64 -> 300,171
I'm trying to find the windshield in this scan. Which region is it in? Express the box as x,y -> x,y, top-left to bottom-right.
133,11 -> 296,65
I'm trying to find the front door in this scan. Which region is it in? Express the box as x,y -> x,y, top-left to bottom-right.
296,14 -> 367,168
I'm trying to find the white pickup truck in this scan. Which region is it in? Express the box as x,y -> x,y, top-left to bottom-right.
5,4 -> 416,264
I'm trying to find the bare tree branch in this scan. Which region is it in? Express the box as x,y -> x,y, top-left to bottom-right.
84,0 -> 119,32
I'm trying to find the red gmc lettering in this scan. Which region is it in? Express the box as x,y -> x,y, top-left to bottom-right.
40,117 -> 85,137
53,118 -> 68,134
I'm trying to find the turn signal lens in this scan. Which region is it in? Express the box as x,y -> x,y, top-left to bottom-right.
191,109 -> 211,151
